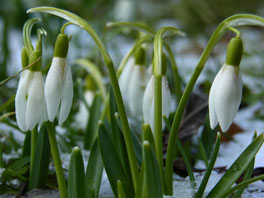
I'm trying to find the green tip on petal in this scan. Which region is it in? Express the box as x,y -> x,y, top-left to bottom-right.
54,33 -> 69,58
225,37 -> 243,67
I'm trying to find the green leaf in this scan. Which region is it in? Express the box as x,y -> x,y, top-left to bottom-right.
0,142 -> 4,168
143,141 -> 162,198
22,131 -> 31,157
84,94 -> 102,149
98,121 -> 134,197
0,112 -> 15,122
224,174 -> 264,197
85,138 -> 103,198
0,95 -> 15,113
232,132 -> 257,198
207,133 -> 264,198
68,147 -> 86,198
29,125 -> 50,189
117,180 -> 126,198
195,132 -> 221,198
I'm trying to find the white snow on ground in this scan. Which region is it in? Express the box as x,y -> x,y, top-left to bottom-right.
193,102 -> 264,198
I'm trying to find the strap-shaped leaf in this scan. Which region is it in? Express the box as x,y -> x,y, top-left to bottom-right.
98,121 -> 134,197
207,133 -> 264,198
85,138 -> 103,198
84,94 -> 102,149
165,14 -> 264,195
29,125 -> 50,189
68,147 -> 86,198
143,141 -> 162,198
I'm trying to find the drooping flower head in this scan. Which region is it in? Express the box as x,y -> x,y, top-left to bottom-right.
209,37 -> 243,132
16,49 -> 46,131
142,53 -> 172,132
45,33 -> 73,125
119,47 -> 151,120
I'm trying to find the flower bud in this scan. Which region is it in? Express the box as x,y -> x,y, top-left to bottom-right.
143,75 -> 171,132
209,37 -> 243,132
45,33 -> 73,125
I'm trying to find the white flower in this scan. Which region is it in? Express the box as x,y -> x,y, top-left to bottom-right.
128,64 -> 150,120
209,64 -> 242,132
142,75 -> 172,132
15,70 -> 46,131
45,57 -> 73,125
119,57 -> 135,106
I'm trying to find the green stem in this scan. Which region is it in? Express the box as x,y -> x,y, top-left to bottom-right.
61,22 -> 73,34
154,74 -> 164,192
30,127 -> 37,177
28,7 -> 140,192
116,35 -> 153,77
23,18 -> 40,56
164,14 -> 264,195
46,121 -> 67,198
105,21 -> 155,35
228,27 -> 241,38
195,133 -> 220,198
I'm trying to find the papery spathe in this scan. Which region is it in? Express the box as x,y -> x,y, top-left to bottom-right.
45,57 -> 73,125
209,64 -> 242,132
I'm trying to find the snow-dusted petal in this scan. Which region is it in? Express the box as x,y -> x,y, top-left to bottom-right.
15,70 -> 33,131
208,66 -> 224,129
143,75 -> 154,127
26,72 -> 45,131
128,65 -> 149,119
58,64 -> 73,125
215,65 -> 242,132
45,57 -> 64,121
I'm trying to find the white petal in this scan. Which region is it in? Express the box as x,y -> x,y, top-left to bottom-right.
58,64 -> 73,125
45,57 -> 64,121
208,66 -> 224,129
128,65 -> 148,119
161,76 -> 172,129
26,72 -> 45,131
119,57 -> 134,105
215,65 -> 242,132
143,76 -> 154,130
15,70 -> 33,131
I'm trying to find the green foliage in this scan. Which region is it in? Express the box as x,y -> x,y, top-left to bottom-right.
68,147 -> 86,198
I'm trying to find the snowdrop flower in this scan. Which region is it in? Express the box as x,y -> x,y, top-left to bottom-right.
143,75 -> 171,132
15,50 -> 46,131
45,33 -> 73,125
128,63 -> 150,119
119,47 -> 150,119
119,57 -> 135,106
209,37 -> 243,132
